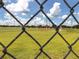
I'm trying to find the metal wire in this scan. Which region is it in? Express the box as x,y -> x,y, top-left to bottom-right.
0,0 -> 79,59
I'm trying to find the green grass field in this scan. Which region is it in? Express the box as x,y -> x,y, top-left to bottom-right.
0,27 -> 79,59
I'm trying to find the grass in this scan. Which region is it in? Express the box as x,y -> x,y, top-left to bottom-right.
0,27 -> 79,59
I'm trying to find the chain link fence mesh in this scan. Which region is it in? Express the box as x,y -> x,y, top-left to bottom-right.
0,0 -> 79,59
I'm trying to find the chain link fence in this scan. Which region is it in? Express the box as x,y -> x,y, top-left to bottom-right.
0,0 -> 79,59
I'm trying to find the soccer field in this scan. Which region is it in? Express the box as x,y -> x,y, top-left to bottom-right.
0,27 -> 79,59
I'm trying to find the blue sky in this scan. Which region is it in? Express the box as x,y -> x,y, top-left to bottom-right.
0,0 -> 79,26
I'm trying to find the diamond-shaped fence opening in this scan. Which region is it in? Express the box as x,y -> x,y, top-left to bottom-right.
0,0 -> 79,59
42,34 -> 69,59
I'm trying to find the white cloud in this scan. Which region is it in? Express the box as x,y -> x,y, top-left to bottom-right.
21,13 -> 26,16
61,14 -> 78,26
73,12 -> 79,15
1,12 -> 27,25
61,15 -> 68,19
28,17 -> 52,26
6,0 -> 33,12
0,19 -> 19,26
0,17 -> 30,26
28,17 -> 44,26
47,2 -> 61,18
